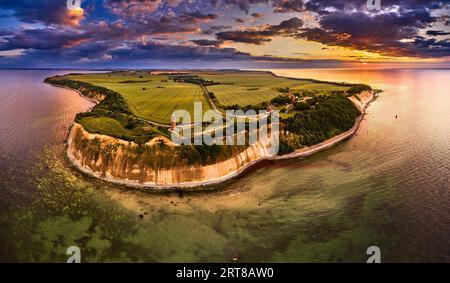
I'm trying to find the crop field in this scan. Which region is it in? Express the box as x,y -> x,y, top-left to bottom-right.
198,71 -> 349,106
68,71 -> 211,124
66,70 -> 350,124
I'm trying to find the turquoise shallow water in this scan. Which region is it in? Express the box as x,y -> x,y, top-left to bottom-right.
0,68 -> 449,262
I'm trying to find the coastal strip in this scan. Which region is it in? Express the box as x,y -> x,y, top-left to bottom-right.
272,90 -> 375,160
62,82 -> 376,189
47,82 -> 101,106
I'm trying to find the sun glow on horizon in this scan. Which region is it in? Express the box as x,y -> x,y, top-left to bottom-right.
223,36 -> 449,64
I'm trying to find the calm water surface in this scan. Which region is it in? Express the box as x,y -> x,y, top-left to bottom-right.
0,68 -> 449,262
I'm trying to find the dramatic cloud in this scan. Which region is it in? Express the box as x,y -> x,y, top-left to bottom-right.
106,40 -> 310,65
0,28 -> 88,51
427,30 -> 450,36
272,0 -> 306,13
217,17 -> 303,44
203,25 -> 232,35
296,7 -> 450,58
221,0 -> 305,14
190,39 -> 224,47
251,13 -> 264,18
0,0 -> 448,67
181,11 -> 219,22
305,0 -> 447,14
105,0 -> 162,16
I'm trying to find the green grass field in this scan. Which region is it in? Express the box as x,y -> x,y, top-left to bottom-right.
68,71 -> 349,123
197,71 -> 349,106
77,114 -> 165,143
79,116 -> 133,137
68,71 -> 211,124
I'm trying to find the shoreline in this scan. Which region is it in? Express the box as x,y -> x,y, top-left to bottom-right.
47,82 -> 101,106
52,75 -> 376,190
272,91 -> 375,160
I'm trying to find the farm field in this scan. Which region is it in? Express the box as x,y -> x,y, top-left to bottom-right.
68,71 -> 350,121
68,71 -> 211,124
197,71 -> 350,106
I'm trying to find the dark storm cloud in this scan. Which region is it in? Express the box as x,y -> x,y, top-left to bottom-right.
217,30 -> 272,44
202,25 -> 232,34
407,36 -> 450,58
272,0 -> 305,13
251,13 -> 263,18
139,15 -> 201,33
221,0 -> 305,14
0,26 -> 307,66
116,8 -> 219,34
439,15 -> 450,26
219,0 -> 447,15
0,28 -> 88,51
216,0 -> 449,59
51,41 -> 120,62
318,9 -> 434,40
216,17 -> 303,44
104,0 -> 162,16
109,41 -> 240,60
276,17 -> 304,30
0,40 -> 119,67
427,30 -> 450,36
220,0 -> 257,13
107,40 -> 307,63
0,20 -> 139,52
297,7 -> 450,58
220,0 -> 404,14
181,11 -> 219,22
0,19 -> 151,53
305,0 -> 447,14
190,39 -> 224,47
102,1 -> 220,35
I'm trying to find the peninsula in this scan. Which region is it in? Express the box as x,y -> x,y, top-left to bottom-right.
45,70 -> 376,189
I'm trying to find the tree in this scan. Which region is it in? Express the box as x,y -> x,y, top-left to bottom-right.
295,102 -> 311,111
347,84 -> 372,96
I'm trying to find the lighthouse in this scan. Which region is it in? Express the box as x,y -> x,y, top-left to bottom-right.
170,114 -> 177,131
290,93 -> 296,104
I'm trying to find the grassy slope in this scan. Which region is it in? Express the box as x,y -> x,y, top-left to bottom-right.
69,71 -> 211,124
78,116 -> 145,139
198,71 -> 349,106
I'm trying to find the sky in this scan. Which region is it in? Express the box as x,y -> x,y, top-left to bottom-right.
0,0 -> 449,69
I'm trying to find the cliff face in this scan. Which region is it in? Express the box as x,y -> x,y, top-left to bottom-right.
67,123 -> 274,187
349,91 -> 373,111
